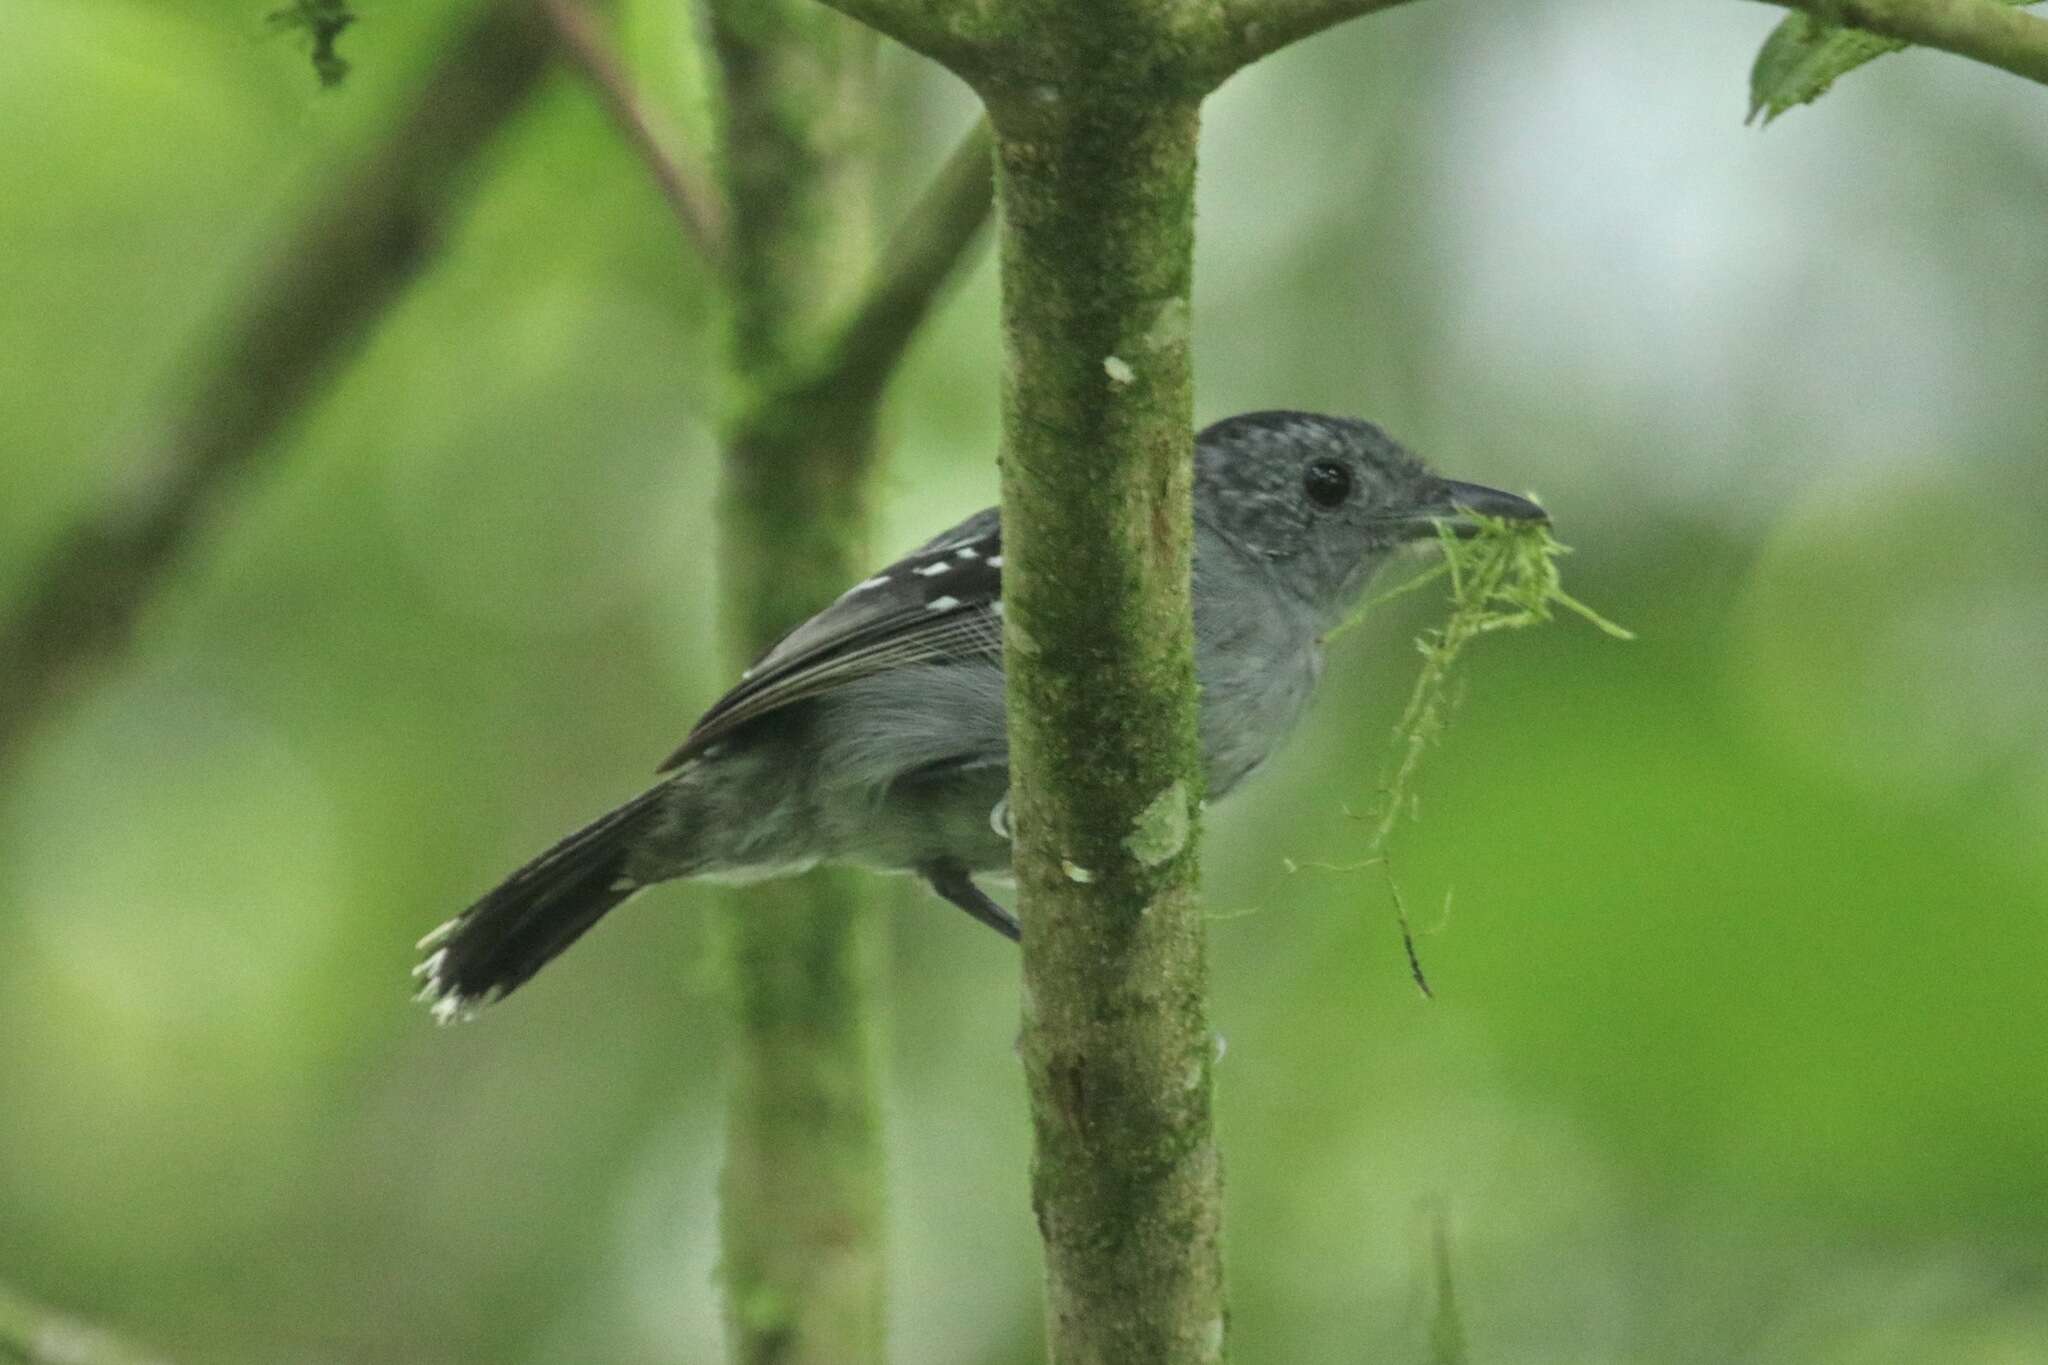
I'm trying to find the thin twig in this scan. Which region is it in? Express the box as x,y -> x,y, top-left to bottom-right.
0,2 -> 555,769
539,0 -> 727,264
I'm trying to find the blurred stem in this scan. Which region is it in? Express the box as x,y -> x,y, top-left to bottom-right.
539,0 -> 728,262
0,1283 -> 168,1365
703,5 -> 885,1363
0,0 -> 554,771
1766,0 -> 2048,86
788,117 -> 993,418
1426,1208 -> 1469,1365
703,18 -> 991,1360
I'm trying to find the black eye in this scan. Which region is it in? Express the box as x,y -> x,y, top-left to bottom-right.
1303,459 -> 1353,508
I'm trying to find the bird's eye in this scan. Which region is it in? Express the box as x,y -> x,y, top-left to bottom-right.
1303,459 -> 1353,508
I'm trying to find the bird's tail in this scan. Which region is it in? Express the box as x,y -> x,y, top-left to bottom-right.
414,785 -> 668,1023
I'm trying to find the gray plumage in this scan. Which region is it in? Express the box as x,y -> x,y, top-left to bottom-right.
414,411 -> 1545,1022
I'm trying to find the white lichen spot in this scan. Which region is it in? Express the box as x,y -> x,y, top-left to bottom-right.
1060,858 -> 1095,884
1123,780 -> 1190,868
1200,1313 -> 1226,1362
1033,83 -> 1059,104
1103,354 -> 1135,386
1213,1032 -> 1228,1063
1144,297 -> 1191,353
1182,1057 -> 1204,1091
926,595 -> 961,612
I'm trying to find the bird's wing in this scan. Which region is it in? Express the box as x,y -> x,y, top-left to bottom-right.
658,509 -> 1004,771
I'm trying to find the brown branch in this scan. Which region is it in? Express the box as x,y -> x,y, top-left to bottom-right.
538,0 -> 727,263
0,1283 -> 169,1365
0,2 -> 555,769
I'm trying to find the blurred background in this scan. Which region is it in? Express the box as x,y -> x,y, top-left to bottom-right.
4,1 -> 2046,1361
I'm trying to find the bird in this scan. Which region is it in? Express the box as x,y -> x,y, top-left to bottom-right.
413,410 -> 1545,1022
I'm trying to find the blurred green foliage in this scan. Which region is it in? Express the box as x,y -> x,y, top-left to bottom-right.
3,2 -> 2045,1363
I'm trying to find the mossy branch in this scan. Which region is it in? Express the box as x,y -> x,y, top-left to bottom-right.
1760,0 -> 2048,87
0,0 -> 553,771
991,81 -> 1219,1363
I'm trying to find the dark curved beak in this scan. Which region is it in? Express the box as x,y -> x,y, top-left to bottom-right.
1402,479 -> 1548,539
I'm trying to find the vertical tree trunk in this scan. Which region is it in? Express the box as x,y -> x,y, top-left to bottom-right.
988,77 -> 1223,1365
704,5 -> 886,1363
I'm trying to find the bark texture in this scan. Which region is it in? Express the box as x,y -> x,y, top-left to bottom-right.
987,77 -> 1221,1365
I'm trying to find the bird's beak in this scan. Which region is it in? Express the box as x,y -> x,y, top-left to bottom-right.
1400,479 -> 1548,539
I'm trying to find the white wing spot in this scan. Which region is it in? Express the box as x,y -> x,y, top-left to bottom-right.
914,561 -> 952,577
987,555 -> 1003,568
845,575 -> 891,597
991,601 -> 1005,616
954,546 -> 980,560
926,595 -> 961,612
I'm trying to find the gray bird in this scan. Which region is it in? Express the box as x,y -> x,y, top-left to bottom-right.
414,411 -> 1544,1022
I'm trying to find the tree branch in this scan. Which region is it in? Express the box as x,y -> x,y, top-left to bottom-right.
969,17 -> 1224,1359
0,1283 -> 169,1365
1764,0 -> 2048,86
786,117 -> 993,417
537,0 -> 728,263
802,0 -> 998,73
0,1 -> 554,770
704,4 -> 891,1363
1220,0 -> 1422,67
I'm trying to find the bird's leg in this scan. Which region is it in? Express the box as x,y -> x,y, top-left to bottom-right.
920,860 -> 1020,942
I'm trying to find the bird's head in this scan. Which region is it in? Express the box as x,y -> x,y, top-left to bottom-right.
1194,410 -> 1547,627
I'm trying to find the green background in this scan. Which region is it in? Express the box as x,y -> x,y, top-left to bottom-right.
4,2 -> 2045,1361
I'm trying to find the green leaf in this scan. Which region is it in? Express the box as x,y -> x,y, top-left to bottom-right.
1747,13 -> 1903,125
1747,3 -> 2039,126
